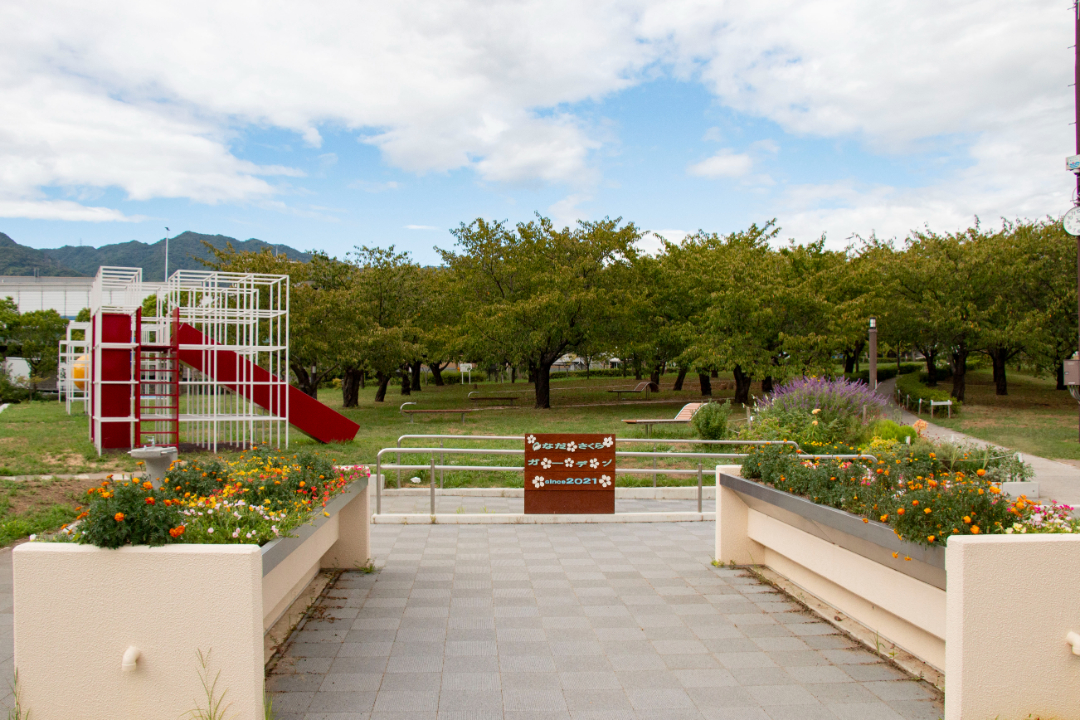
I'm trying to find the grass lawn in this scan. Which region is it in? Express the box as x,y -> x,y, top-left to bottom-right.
930,368 -> 1080,460
0,373 -> 741,545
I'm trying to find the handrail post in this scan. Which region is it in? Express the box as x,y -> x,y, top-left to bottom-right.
375,454 -> 382,515
396,437 -> 402,489
697,463 -> 703,513
652,455 -> 657,488
430,454 -> 436,515
440,441 -> 445,489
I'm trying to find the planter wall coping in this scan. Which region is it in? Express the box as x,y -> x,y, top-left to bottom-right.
718,472 -> 945,589
261,475 -> 368,577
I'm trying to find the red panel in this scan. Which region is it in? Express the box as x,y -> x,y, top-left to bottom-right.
100,314 -> 132,343
99,349 -> 132,381
99,421 -> 132,449
101,387 -> 132,417
175,323 -> 359,444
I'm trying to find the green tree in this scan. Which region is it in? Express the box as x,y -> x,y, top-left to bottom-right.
10,309 -> 68,397
440,216 -> 640,409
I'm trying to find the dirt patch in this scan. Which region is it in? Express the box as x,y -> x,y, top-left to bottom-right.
0,476 -> 103,515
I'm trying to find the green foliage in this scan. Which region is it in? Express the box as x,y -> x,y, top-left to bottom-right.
868,419 -> 918,444
691,401 -> 733,440
896,372 -> 961,411
740,442 -> 1033,546
845,363 -> 920,383
186,649 -> 234,720
0,504 -> 76,546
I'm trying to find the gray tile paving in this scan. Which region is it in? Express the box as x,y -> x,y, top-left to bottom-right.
268,522 -> 943,719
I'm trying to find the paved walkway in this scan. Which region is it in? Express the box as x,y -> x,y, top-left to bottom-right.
268,522 -> 942,720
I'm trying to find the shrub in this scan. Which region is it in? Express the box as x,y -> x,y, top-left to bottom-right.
692,401 -> 733,440
845,363 -> 921,384
868,419 -> 918,444
896,373 -> 960,413
745,376 -> 886,447
76,478 -> 184,549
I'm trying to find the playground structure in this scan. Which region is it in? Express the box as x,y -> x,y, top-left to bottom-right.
80,266 -> 358,453
57,320 -> 90,415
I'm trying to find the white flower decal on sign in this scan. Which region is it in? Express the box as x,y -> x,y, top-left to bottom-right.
599,474 -> 612,488
541,458 -> 552,469
589,458 -> 599,469
526,435 -> 536,444
564,458 -> 574,468
567,442 -> 577,452
602,436 -> 614,448
532,475 -> 545,488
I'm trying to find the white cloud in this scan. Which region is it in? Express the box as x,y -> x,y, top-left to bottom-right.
0,0 -> 1073,236
0,199 -> 142,223
688,150 -> 754,178
405,225 -> 439,231
548,194 -> 592,228
638,229 -> 688,255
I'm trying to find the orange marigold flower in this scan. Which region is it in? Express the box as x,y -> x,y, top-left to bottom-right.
892,552 -> 899,559
145,497 -> 155,505
963,516 -> 971,524
924,508 -> 931,514
862,518 -> 869,524
142,481 -> 153,490
927,535 -> 936,543
911,500 -> 919,506
880,515 -> 888,522
897,508 -> 905,515
971,526 -> 981,534
976,468 -> 986,477
114,513 -> 125,522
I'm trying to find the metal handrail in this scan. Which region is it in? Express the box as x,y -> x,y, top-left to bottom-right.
374,443 -> 876,515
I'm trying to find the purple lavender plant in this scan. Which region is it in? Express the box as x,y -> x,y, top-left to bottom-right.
760,376 -> 886,420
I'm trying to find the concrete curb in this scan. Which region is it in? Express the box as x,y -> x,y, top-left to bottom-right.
372,511 -> 715,525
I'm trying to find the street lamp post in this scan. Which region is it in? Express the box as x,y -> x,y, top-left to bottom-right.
868,317 -> 878,392
164,227 -> 170,281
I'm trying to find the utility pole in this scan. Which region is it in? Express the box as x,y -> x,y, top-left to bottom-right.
1063,3 -> 1080,442
164,227 -> 170,281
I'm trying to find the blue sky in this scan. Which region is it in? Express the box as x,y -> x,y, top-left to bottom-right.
0,1 -> 1072,265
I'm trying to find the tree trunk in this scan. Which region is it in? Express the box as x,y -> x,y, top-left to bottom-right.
341,367 -> 362,408
534,354 -> 559,409
761,376 -> 774,395
989,349 -> 1009,396
673,368 -> 688,391
291,363 -> 319,399
733,365 -> 753,405
400,367 -> 411,396
710,369 -> 718,378
374,371 -> 391,402
921,349 -> 937,386
410,362 -> 422,391
649,364 -> 662,387
633,359 -> 642,381
528,362 -> 537,383
698,373 -> 712,397
430,362 -> 445,386
896,345 -> 901,373
511,366 -> 516,384
843,351 -> 856,375
950,349 -> 969,402
1058,361 -> 1067,391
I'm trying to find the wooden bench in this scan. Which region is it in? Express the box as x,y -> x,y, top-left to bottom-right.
607,381 -> 659,401
399,402 -> 477,423
467,392 -> 522,406
622,402 -> 704,437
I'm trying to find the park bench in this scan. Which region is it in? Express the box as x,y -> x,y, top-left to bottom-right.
467,391 -> 522,406
607,381 -> 659,401
399,402 -> 477,423
621,402 -> 704,437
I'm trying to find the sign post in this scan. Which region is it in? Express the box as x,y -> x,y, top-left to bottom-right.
524,433 -> 616,514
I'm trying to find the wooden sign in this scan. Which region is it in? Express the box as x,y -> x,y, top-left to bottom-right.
524,433 -> 616,514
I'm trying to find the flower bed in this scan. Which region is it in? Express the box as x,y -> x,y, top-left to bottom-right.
740,439 -> 1045,547
57,446 -> 365,548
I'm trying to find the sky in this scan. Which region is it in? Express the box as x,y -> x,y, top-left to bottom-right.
0,0 -> 1074,264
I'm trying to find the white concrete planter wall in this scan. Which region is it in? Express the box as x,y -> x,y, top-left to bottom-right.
13,478 -> 370,720
716,469 -> 1080,720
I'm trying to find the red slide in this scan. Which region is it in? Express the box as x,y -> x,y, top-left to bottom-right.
176,323 -> 360,444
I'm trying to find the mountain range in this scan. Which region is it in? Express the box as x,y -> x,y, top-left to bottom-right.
0,231 -> 310,281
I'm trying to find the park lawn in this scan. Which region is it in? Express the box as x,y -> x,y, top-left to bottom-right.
931,368 -> 1080,460
0,372 -> 741,485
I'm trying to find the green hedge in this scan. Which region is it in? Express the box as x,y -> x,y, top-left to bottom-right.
845,363 -> 921,384
896,372 -> 961,412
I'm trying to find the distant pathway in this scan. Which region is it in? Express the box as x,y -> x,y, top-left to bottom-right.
876,378 -> 1080,507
